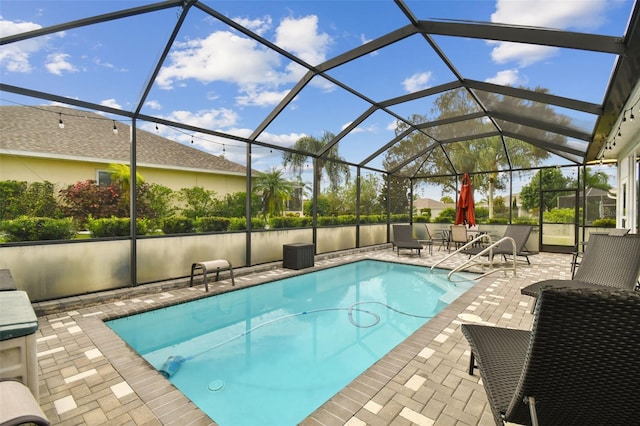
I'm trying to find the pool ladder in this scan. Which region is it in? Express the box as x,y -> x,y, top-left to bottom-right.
431,234 -> 518,281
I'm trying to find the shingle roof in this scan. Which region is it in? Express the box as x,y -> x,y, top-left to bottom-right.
0,105 -> 246,175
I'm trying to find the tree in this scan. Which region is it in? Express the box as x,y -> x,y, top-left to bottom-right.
384,87 -> 565,218
253,168 -> 294,217
107,163 -> 144,211
178,186 -> 218,219
576,167 -> 611,191
282,131 -> 351,203
378,175 -> 410,215
520,168 -> 572,212
440,195 -> 454,203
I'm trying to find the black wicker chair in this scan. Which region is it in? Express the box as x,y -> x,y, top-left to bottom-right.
391,224 -> 422,256
461,287 -> 640,425
521,234 -> 640,311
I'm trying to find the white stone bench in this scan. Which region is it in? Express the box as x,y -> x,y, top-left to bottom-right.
189,259 -> 235,292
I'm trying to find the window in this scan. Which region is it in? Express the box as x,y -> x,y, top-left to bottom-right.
97,170 -> 112,187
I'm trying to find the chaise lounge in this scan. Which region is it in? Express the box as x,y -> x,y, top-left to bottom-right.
461,287 -> 640,425
521,233 -> 640,311
392,224 -> 422,257
461,225 -> 536,264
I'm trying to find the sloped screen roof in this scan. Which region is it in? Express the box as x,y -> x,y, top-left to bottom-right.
1,0 -> 639,178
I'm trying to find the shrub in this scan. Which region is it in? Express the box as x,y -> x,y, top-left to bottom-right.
591,218 -> 616,227
87,217 -> 149,237
161,216 -> 195,234
434,208 -> 455,223
337,215 -> 356,225
195,217 -> 230,232
414,215 -> 430,223
317,216 -> 338,226
0,180 -> 63,219
228,217 -> 268,230
1,217 -> 75,242
270,216 -> 312,228
390,214 -> 410,223
486,217 -> 509,224
59,180 -> 124,226
513,217 -> 538,225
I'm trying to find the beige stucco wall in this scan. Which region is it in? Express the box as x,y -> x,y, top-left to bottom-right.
0,154 -> 247,195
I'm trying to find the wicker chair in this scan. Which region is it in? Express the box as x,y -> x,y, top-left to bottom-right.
521,234 -> 640,311
461,287 -> 640,425
391,224 -> 422,256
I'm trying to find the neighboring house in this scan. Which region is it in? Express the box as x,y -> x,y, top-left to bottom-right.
557,187 -> 616,223
0,105 -> 248,195
413,198 -> 454,219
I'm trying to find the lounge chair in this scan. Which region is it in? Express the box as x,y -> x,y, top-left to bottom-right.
0,380 -> 50,426
570,228 -> 630,277
392,224 -> 422,256
521,234 -> 640,311
461,287 -> 640,426
461,225 -> 536,264
426,224 -> 448,251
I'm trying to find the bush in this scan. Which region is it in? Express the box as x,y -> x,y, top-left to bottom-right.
434,208 -> 455,223
513,217 -> 538,225
1,217 -> 75,242
337,215 -> 356,225
360,214 -> 385,224
542,208 -> 576,224
161,216 -> 195,234
228,217 -> 267,230
414,215 -> 430,223
195,217 -> 230,232
0,180 -> 63,219
486,217 -> 509,224
87,217 -> 150,237
270,216 -> 312,228
390,214 -> 410,223
591,218 -> 616,227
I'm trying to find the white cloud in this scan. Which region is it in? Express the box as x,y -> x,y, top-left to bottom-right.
144,100 -> 162,110
489,0 -> 608,66
485,69 -> 523,86
402,71 -> 432,92
45,52 -> 78,75
101,98 -> 122,109
275,15 -> 331,66
163,108 -> 239,129
0,18 -> 45,72
491,0 -> 607,29
156,15 -> 332,107
156,31 -> 283,89
236,88 -> 290,107
234,15 -> 272,36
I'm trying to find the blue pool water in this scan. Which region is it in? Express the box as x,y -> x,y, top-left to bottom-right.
107,260 -> 476,426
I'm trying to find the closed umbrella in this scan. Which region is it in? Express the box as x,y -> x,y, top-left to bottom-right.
455,173 -> 476,226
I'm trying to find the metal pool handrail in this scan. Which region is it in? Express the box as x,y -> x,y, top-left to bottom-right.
430,234 -> 517,280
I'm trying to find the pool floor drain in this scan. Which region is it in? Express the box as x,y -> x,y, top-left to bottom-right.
208,379 -> 225,391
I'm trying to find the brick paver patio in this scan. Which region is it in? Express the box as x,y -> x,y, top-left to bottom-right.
30,245 -> 574,425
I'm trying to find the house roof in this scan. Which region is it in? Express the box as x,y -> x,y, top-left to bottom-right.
0,105 -> 246,175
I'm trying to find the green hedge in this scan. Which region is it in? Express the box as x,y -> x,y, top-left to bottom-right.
1,217 -> 75,242
161,216 -> 195,234
87,217 -> 150,237
591,218 -> 616,227
196,216 -> 230,232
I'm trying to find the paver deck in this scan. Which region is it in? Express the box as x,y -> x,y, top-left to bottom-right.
30,245 -> 574,425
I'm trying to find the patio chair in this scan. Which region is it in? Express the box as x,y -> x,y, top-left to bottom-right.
448,224 -> 468,252
426,224 -> 448,251
571,228 -> 629,277
391,224 -> 422,257
521,234 -> 640,311
461,287 -> 640,426
0,380 -> 50,426
461,225 -> 536,264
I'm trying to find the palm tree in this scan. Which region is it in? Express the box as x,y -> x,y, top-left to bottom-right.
253,168 -> 294,217
282,131 -> 350,199
107,163 -> 145,210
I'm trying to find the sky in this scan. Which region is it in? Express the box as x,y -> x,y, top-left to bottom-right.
0,0 -> 633,197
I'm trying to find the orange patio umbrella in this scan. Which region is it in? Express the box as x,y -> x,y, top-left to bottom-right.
455,173 -> 476,226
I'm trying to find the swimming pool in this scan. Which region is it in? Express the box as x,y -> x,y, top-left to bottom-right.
107,260 -> 476,426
